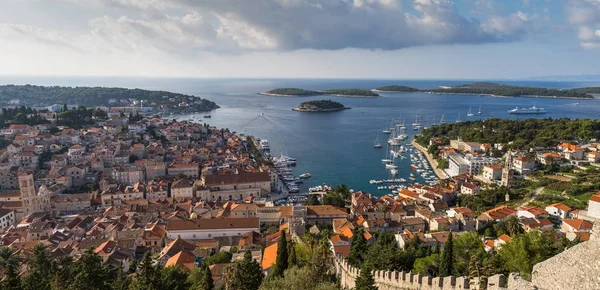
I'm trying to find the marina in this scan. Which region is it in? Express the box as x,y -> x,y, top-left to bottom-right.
147,77 -> 600,196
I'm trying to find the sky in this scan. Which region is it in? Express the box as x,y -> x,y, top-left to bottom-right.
1,0 -> 600,79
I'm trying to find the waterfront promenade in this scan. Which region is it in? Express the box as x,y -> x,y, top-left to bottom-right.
411,139 -> 449,180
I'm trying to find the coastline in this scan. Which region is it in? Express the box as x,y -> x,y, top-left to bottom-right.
292,107 -> 350,112
411,139 -> 449,180
371,89 -> 593,100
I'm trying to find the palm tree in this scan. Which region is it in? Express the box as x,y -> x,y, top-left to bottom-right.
505,215 -> 523,237
0,247 -> 20,272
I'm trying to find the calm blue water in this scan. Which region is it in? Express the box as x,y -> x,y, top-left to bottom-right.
3,76 -> 600,194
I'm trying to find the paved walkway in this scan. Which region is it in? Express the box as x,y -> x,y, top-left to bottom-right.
411,139 -> 449,180
519,186 -> 544,207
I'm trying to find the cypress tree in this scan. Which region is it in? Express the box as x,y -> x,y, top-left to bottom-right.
226,250 -> 263,290
348,228 -> 368,267
355,263 -> 378,290
439,233 -> 454,277
288,241 -> 298,267
131,252 -> 163,290
271,230 -> 288,277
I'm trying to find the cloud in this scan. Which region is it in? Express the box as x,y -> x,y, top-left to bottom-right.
567,0 -> 600,49
46,0 -> 537,55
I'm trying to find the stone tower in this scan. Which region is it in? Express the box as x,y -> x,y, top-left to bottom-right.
18,171 -> 50,216
501,151 -> 513,201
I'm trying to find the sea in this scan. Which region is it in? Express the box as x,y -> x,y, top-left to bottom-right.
3,76 -> 600,195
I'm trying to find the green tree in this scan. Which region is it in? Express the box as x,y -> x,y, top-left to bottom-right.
271,231 -> 289,278
0,247 -> 22,290
131,252 -> 163,290
226,250 -> 263,290
161,266 -> 191,290
259,266 -> 337,290
204,251 -> 232,265
67,249 -> 107,290
437,158 -> 448,170
504,216 -> 524,237
50,255 -> 73,290
306,194 -> 320,205
439,233 -> 455,277
22,244 -> 52,290
288,242 -> 298,267
354,263 -> 378,290
413,254 -> 440,277
348,228 -> 368,267
189,262 -> 213,290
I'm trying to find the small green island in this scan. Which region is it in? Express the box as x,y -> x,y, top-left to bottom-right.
292,100 -> 350,112
373,85 -> 419,92
260,88 -> 379,97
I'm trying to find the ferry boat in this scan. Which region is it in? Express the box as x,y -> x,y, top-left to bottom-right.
299,173 -> 311,179
508,105 -> 547,114
203,115 -> 211,118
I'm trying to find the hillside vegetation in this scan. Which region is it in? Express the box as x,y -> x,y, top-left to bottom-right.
415,118 -> 600,149
0,85 -> 219,111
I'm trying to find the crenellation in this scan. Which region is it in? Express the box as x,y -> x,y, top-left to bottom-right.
442,276 -> 456,290
456,276 -> 469,289
432,277 -> 442,288
487,274 -> 507,290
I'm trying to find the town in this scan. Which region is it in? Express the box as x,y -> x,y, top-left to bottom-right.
0,104 -> 599,290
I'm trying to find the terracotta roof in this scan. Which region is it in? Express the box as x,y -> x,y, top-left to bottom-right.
484,240 -> 495,248
481,206 -> 516,220
166,218 -> 259,231
261,242 -> 277,270
204,171 -> 269,186
485,163 -> 503,169
548,203 -> 571,212
590,193 -> 600,203
563,219 -> 593,231
333,244 -> 351,258
498,234 -> 512,243
165,250 -> 196,271
306,205 -> 348,216
520,206 -> 548,216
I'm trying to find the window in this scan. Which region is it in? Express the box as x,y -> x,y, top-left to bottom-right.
208,234 -> 211,237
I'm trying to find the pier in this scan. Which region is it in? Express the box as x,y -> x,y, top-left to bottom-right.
411,139 -> 449,180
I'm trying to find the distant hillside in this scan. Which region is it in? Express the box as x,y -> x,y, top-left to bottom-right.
0,85 -> 219,111
432,82 -> 594,99
374,85 -> 419,92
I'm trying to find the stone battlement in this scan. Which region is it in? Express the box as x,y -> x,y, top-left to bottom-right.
334,257 -> 507,290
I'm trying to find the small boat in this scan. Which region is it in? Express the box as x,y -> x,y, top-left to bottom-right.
508,105 -> 547,114
299,173 -> 311,179
382,159 -> 393,163
386,163 -> 398,169
467,107 -> 474,117
390,169 -> 398,175
204,115 -> 211,118
374,134 -> 383,148
477,105 -> 482,115
410,165 -> 417,170
456,113 -> 461,123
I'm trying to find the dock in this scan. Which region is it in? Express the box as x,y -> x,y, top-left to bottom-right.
411,139 -> 449,180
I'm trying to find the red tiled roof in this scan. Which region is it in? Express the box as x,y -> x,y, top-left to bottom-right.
563,219 -> 593,231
